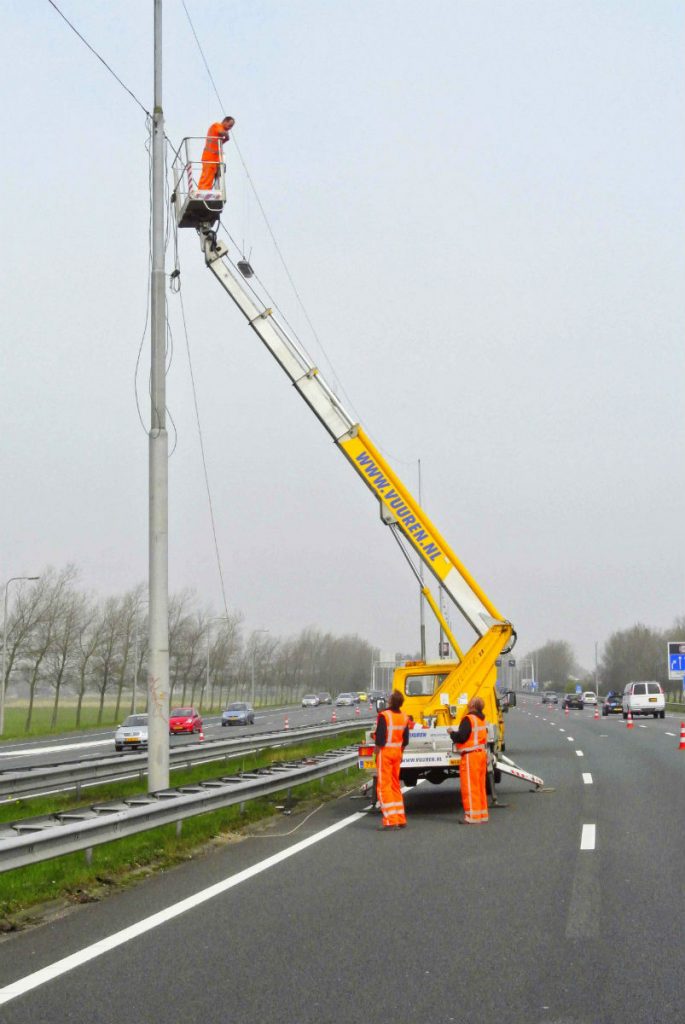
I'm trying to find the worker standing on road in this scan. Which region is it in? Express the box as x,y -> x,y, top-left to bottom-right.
449,696 -> 489,824
374,690 -> 410,830
198,115 -> 235,190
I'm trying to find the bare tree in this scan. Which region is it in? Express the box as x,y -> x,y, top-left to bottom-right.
74,604 -> 102,727
24,567 -> 77,730
1,577 -> 47,706
47,588 -> 87,727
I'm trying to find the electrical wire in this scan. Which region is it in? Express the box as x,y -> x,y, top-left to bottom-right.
175,288 -> 233,624
47,0 -> 150,117
181,2 -> 419,470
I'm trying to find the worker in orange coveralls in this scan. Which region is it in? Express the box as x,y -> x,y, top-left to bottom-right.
197,115 -> 234,190
374,689 -> 410,831
449,696 -> 490,824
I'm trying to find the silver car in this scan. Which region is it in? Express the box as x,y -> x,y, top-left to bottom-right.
114,714 -> 149,752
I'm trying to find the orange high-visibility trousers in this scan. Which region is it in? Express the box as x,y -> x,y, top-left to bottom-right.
377,746 -> 406,827
459,749 -> 489,823
198,157 -> 219,190
198,121 -> 224,190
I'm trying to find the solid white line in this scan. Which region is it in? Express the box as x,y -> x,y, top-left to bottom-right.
0,739 -> 112,758
576,750 -> 584,757
0,807 -> 366,1007
582,773 -> 593,784
580,824 -> 596,850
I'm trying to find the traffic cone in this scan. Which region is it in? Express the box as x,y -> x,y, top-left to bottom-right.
355,704 -> 361,717
368,700 -> 373,711
284,716 -> 290,730
626,709 -> 634,729
564,704 -> 569,716
594,706 -> 599,720
198,730 -> 205,743
331,709 -> 337,723
679,722 -> 685,750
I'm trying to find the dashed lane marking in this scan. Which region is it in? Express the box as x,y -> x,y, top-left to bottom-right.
576,750 -> 584,757
582,773 -> 593,784
580,824 -> 596,850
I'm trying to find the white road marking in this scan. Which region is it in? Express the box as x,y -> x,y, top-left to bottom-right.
0,739 -> 112,758
0,806 -> 367,1007
559,728 -> 565,732
580,824 -> 596,850
582,773 -> 593,784
639,725 -> 647,729
665,732 -> 676,737
567,736 -> 574,741
576,750 -> 584,757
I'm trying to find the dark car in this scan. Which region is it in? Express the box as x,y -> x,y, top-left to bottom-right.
221,702 -> 255,726
317,692 -> 332,705
541,691 -> 559,705
562,693 -> 584,710
602,692 -> 623,716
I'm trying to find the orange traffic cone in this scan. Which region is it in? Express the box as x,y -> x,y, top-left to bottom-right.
198,730 -> 205,743
564,704 -> 569,716
355,704 -> 361,717
626,709 -> 634,729
284,716 -> 290,730
594,706 -> 599,720
679,722 -> 685,750
331,709 -> 337,723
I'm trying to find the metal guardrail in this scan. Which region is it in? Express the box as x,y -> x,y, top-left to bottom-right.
0,747 -> 360,873
0,720 -> 368,801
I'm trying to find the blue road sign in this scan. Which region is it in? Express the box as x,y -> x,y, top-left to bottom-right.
669,654 -> 685,672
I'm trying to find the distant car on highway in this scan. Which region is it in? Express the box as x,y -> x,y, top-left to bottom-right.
335,692 -> 357,707
602,692 -> 623,716
169,707 -> 203,735
583,692 -> 598,705
317,692 -> 332,705
301,694 -> 320,707
356,691 -> 368,702
541,691 -> 559,705
221,702 -> 255,726
622,681 -> 665,720
114,714 -> 148,752
562,693 -> 584,710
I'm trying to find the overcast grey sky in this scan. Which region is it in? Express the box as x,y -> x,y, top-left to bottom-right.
1,0 -> 683,670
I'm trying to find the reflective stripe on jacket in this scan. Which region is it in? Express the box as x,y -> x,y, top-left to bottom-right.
377,709 -> 409,748
202,122 -> 225,160
456,713 -> 488,754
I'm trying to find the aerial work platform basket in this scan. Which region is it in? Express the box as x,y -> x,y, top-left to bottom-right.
172,137 -> 226,228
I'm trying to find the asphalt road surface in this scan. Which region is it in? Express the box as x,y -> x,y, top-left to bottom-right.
0,700 -> 683,1023
0,703 -> 372,771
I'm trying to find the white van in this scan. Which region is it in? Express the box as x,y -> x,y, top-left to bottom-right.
622,681 -> 665,719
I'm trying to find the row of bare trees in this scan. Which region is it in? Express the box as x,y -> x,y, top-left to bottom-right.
1,567 -> 376,730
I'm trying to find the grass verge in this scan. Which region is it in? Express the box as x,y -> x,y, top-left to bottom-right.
0,732 -> 367,929
0,702 -> 277,741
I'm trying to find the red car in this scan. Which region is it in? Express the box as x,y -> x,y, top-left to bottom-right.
169,707 -> 203,735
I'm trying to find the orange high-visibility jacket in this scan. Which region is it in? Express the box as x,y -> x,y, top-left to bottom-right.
201,122 -> 226,163
455,713 -> 488,754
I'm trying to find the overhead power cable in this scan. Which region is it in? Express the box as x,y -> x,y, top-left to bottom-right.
47,0 -> 151,117
176,290 -> 233,623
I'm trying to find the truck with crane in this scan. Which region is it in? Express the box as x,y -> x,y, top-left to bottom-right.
171,141 -> 543,805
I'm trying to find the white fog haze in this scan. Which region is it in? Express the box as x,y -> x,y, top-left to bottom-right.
1,0 -> 683,671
